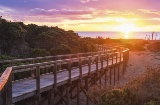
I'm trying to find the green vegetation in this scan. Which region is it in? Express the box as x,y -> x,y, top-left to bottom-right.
0,18 -> 125,59
88,67 -> 160,105
148,42 -> 160,52
0,18 -> 98,58
123,40 -> 147,51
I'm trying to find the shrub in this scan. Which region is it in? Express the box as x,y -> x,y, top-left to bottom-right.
31,48 -> 50,57
50,44 -> 71,55
0,55 -> 15,60
133,44 -> 145,51
88,67 -> 160,105
148,42 -> 160,52
0,55 -> 15,73
124,43 -> 145,51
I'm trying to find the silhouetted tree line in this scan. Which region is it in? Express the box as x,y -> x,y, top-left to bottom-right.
0,18 -> 98,58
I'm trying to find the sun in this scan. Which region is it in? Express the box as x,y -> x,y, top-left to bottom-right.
117,23 -> 136,39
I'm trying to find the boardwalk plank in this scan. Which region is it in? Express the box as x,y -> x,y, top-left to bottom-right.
12,58 -> 122,103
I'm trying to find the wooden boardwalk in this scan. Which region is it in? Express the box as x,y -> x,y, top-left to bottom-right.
0,45 -> 129,105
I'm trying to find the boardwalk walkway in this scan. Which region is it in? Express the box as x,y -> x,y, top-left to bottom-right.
0,45 -> 129,105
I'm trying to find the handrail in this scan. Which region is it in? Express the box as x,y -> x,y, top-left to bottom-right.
10,48 -> 128,82
0,45 -> 129,105
0,45 -> 123,64
0,67 -> 12,105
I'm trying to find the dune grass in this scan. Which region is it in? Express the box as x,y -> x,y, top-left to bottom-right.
148,42 -> 160,52
88,67 -> 160,105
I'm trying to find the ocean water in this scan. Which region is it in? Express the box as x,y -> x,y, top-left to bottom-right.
77,32 -> 160,40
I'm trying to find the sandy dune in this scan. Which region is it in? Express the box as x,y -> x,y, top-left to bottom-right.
119,51 -> 160,86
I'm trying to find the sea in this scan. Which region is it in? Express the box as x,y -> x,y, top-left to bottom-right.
77,32 -> 160,40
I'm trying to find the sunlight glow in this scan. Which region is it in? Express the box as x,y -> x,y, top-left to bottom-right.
117,23 -> 136,39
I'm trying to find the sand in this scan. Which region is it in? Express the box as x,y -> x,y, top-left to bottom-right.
119,51 -> 160,86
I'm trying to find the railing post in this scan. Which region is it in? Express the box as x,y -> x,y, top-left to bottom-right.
99,54 -> 103,88
101,54 -> 104,72
7,71 -> 12,105
0,67 -> 12,105
79,58 -> 82,80
110,54 -> 112,85
114,53 -> 117,85
96,56 -> 98,73
85,77 -> 89,105
45,58 -> 49,74
35,65 -> 40,105
105,54 -> 109,87
47,64 -> 55,105
0,74 -> 12,105
117,53 -> 120,81
57,56 -> 62,70
31,60 -> 35,77
9,63 -> 14,81
77,81 -> 80,105
122,51 -> 126,75
68,60 -> 72,85
54,62 -> 57,91
88,56 -> 91,76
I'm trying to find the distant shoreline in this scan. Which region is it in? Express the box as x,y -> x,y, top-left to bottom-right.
77,31 -> 160,39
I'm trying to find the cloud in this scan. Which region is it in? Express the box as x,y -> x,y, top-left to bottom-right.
138,9 -> 160,15
80,0 -> 90,3
29,8 -> 93,16
80,0 -> 98,3
0,6 -> 14,14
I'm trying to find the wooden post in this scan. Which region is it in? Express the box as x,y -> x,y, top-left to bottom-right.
45,58 -> 49,74
0,87 -> 5,105
58,56 -> 62,70
9,62 -> 14,81
85,77 -> 89,105
66,85 -> 70,105
79,58 -> 82,80
112,53 -> 114,66
114,65 -> 116,85
0,67 -> 12,105
77,81 -> 80,105
7,71 -> 12,105
118,64 -> 120,81
48,65 -> 56,105
31,60 -> 35,77
68,60 -> 72,85
120,51 -> 122,63
122,51 -> 126,75
99,55 -> 104,88
105,55 -> 108,88
114,53 -> 118,85
35,65 -> 40,105
48,91 -> 54,105
88,57 -> 91,76
96,56 -> 98,78
110,67 -> 112,85
54,62 -> 57,91
60,86 -> 63,104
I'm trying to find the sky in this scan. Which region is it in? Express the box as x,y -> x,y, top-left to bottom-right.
0,0 -> 160,32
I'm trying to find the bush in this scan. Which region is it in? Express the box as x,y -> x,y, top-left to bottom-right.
31,48 -> 50,57
0,55 -> 16,73
88,67 -> 160,105
50,44 -> 71,55
0,55 -> 15,61
148,42 -> 160,52
124,43 -> 145,51
133,44 -> 145,51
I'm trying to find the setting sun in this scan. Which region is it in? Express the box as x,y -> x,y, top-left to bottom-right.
117,23 -> 136,39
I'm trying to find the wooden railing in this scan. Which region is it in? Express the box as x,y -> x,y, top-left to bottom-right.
0,67 -> 12,105
0,45 -> 129,105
